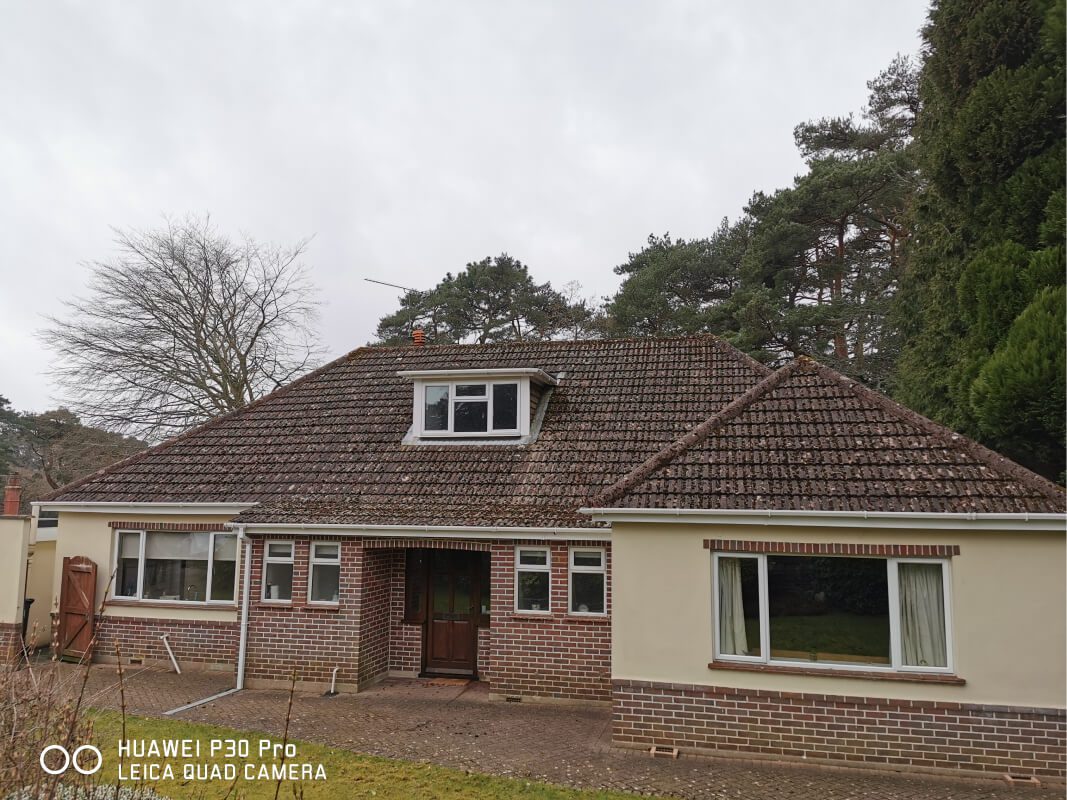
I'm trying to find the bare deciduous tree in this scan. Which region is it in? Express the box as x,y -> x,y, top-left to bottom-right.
43,216 -> 321,440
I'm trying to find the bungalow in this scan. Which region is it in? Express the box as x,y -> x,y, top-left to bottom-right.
36,335 -> 1066,781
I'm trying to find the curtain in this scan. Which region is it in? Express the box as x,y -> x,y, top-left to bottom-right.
899,563 -> 947,667
718,558 -> 750,656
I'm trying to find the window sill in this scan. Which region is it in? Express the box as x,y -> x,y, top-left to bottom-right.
507,612 -> 610,622
707,660 -> 965,685
106,599 -> 236,610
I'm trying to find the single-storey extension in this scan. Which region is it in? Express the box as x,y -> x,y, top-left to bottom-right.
36,335 -> 1065,780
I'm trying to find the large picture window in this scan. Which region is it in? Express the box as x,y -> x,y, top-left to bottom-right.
114,530 -> 237,603
420,381 -> 521,437
713,553 -> 952,673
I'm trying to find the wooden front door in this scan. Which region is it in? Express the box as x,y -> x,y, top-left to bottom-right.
58,556 -> 97,661
424,550 -> 482,675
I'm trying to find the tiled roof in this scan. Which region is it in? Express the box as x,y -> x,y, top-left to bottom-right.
593,358 -> 1066,514
49,336 -> 771,527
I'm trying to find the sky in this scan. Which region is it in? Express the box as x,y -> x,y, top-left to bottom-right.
0,0 -> 929,413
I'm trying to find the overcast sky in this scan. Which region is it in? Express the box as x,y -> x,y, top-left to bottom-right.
0,1 -> 928,413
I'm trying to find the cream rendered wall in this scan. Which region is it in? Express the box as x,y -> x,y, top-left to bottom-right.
53,512 -> 239,623
25,537 -> 55,645
0,516 -> 31,626
612,522 -> 1066,709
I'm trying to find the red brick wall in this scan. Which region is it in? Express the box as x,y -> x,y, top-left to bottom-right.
387,550 -> 422,675
612,679 -> 1067,780
357,548 -> 392,686
94,615 -> 237,668
244,536 -> 361,686
0,622 -> 23,667
487,542 -> 612,702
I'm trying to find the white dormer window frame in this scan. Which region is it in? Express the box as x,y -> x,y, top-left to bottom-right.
399,368 -> 557,440
415,378 -> 528,437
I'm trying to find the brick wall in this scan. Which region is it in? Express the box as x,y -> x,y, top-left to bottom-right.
94,615 -> 237,668
612,679 -> 1067,780
0,622 -> 23,668
357,548 -> 392,686
387,550 -> 422,675
488,542 -> 612,702
244,536 -> 361,687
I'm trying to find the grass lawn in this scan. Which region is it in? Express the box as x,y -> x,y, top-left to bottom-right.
87,710 -> 651,800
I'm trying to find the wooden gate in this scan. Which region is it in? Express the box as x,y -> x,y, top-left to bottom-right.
57,556 -> 96,661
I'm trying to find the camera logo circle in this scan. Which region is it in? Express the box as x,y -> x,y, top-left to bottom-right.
39,744 -> 103,775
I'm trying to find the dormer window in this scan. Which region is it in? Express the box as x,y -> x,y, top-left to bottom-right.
399,368 -> 557,441
423,380 -> 520,436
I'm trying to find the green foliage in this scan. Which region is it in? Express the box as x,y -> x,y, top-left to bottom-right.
970,286 -> 1066,479
376,255 -> 597,345
893,0 -> 1065,480
0,404 -> 145,508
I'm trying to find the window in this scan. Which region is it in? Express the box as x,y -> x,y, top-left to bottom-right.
308,542 -> 341,604
113,530 -> 237,603
569,548 -> 605,615
515,547 -> 550,612
713,553 -> 952,673
420,381 -> 521,437
262,541 -> 294,602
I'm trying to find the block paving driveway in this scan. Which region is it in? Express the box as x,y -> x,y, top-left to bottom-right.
71,664 -> 1055,800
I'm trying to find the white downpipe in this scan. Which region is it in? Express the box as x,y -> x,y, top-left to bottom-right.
235,524 -> 251,691
159,634 -> 181,675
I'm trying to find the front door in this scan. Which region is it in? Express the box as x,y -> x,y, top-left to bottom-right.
424,550 -> 481,675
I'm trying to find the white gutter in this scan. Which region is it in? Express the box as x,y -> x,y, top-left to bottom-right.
33,502 -> 257,516
229,522 -> 609,540
235,524 -> 252,691
579,507 -> 1066,531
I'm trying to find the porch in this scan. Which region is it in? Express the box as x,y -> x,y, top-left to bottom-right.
242,536 -> 612,701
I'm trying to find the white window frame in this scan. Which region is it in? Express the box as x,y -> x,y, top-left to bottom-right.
514,545 -> 551,613
712,552 -> 954,675
110,529 -> 238,605
307,540 -> 342,605
261,540 -> 295,604
415,378 -> 529,438
567,547 -> 607,616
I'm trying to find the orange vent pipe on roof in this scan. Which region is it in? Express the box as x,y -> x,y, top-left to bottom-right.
412,328 -> 426,347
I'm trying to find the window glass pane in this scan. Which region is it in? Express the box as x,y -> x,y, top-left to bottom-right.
142,533 -> 209,601
899,563 -> 947,668
210,559 -> 236,602
117,531 -> 140,596
424,385 -> 449,430
267,542 -> 293,560
767,556 -> 890,666
145,532 -> 209,559
718,557 -> 761,657
455,384 -> 486,397
572,550 -> 602,568
311,563 -> 341,603
518,549 -> 547,567
492,383 -> 518,430
432,573 -> 451,613
479,552 -> 491,616
264,562 -> 293,600
517,571 -> 550,611
454,400 -> 488,432
571,572 -> 604,613
313,543 -> 340,561
213,534 -> 237,562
